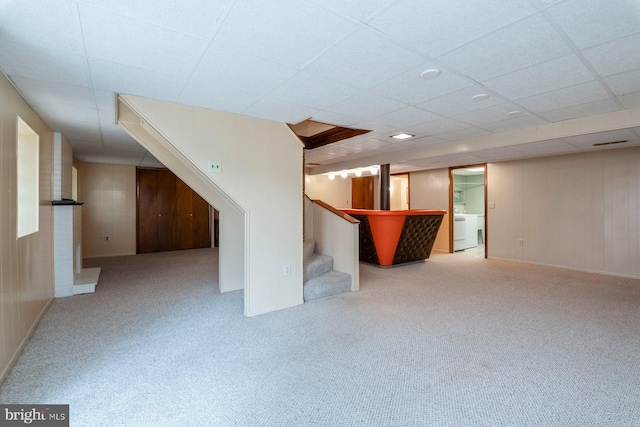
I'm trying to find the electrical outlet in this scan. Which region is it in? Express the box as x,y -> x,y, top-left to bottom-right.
208,160 -> 222,174
517,238 -> 523,246
105,235 -> 109,241
283,264 -> 291,276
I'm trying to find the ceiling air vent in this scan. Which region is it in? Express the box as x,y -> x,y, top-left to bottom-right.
593,140 -> 628,147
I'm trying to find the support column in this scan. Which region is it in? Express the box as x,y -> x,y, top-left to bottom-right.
380,163 -> 390,211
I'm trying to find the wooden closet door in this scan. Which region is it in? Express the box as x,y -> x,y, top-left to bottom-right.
191,193 -> 211,249
157,170 -> 178,252
352,176 -> 374,209
175,178 -> 194,250
137,168 -> 211,253
137,169 -> 159,253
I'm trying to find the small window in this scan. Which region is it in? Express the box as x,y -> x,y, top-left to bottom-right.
17,117 -> 39,238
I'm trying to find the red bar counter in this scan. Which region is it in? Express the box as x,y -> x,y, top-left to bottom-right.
341,209 -> 446,267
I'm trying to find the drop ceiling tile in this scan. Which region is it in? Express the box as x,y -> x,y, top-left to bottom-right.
269,72 -> 362,110
603,69 -> 640,96
187,44 -> 297,98
90,59 -> 186,103
368,0 -> 536,57
213,0 -> 356,68
63,129 -> 103,144
310,111 -> 362,127
139,152 -> 165,168
10,76 -> 96,109
617,91 -> 640,110
454,102 -> 530,127
417,85 -> 506,117
78,0 -> 235,39
79,3 -> 209,78
326,92 -> 406,120
408,118 -> 470,136
349,122 -> 398,137
548,0 -> 640,49
372,62 -> 475,105
0,40 -> 91,86
41,105 -> 100,129
582,32 -> 640,77
94,90 -> 117,111
102,129 -> 137,146
481,115 -> 549,133
373,107 -> 442,128
539,98 -> 621,122
308,0 -> 395,21
243,98 -> 318,124
392,135 -> 444,149
438,14 -> 571,82
516,80 -> 610,113
104,152 -> 147,166
435,127 -> 490,141
179,85 -> 262,115
0,0 -> 85,55
483,54 -> 595,100
304,28 -> 426,89
75,152 -> 109,163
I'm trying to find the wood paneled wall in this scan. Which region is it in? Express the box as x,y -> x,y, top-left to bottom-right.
77,163 -> 137,258
1,73 -> 54,383
488,146 -> 640,277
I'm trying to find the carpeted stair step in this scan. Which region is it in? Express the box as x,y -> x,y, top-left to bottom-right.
304,270 -> 352,301
303,240 -> 316,263
304,253 -> 333,281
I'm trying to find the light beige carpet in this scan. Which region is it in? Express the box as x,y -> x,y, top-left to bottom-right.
1,248 -> 639,426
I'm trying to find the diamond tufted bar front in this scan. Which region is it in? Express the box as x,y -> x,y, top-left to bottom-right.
341,209 -> 446,267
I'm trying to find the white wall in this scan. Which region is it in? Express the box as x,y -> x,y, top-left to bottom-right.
305,173 -> 381,209
77,163 -> 137,258
409,168 -> 450,253
118,95 -> 303,316
53,132 -> 73,201
1,73 -> 54,382
305,174 -> 352,209
488,146 -> 640,278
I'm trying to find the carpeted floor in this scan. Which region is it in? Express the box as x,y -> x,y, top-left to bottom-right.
1,248 -> 639,426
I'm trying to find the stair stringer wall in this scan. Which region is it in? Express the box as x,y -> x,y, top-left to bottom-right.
117,95 -> 304,317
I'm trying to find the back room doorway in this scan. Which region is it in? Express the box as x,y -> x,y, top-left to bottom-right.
450,165 -> 487,258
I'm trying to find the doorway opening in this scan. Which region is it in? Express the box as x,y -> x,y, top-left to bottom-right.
449,165 -> 486,258
390,173 -> 409,210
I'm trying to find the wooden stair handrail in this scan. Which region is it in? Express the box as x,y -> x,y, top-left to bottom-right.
312,199 -> 360,224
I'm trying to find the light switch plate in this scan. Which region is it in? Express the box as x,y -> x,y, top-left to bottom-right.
208,160 -> 221,174
488,201 -> 495,209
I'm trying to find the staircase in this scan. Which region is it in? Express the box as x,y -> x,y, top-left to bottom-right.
303,240 -> 352,301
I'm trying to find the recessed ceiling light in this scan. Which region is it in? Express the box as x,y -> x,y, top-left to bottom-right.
471,93 -> 489,101
391,133 -> 415,140
355,168 -> 363,177
370,166 -> 379,175
507,110 -> 522,116
340,171 -> 348,178
328,173 -> 335,180
421,68 -> 441,79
